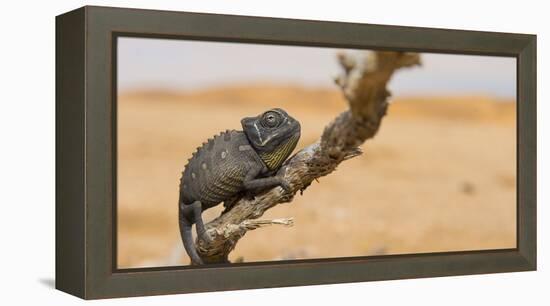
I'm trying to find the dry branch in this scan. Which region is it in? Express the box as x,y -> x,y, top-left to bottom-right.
195,51 -> 421,264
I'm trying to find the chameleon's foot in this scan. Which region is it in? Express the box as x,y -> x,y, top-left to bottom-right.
197,227 -> 213,244
278,177 -> 292,193
191,201 -> 213,244
243,191 -> 256,201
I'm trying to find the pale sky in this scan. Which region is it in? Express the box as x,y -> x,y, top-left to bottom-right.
117,37 -> 516,98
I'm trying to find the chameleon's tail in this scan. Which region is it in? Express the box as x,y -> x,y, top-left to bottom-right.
179,200 -> 204,265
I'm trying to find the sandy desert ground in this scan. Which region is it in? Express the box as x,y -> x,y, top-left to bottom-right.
116,84 -> 516,268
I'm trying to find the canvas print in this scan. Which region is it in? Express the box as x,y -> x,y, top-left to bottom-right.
116,37 -> 516,268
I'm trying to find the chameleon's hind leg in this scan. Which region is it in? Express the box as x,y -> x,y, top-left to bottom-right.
187,201 -> 212,243
179,202 -> 203,264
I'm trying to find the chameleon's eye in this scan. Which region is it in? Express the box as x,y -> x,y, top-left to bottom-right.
261,111 -> 281,128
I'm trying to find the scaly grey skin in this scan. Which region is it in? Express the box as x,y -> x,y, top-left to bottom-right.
179,108 -> 301,264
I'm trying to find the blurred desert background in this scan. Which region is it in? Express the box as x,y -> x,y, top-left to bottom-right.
116,38 -> 516,268
117,85 -> 516,268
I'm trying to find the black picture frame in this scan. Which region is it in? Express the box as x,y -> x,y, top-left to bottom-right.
56,5 -> 537,299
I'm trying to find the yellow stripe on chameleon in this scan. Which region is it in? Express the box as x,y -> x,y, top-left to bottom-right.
259,134 -> 299,170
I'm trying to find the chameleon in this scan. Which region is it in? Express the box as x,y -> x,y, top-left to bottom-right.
178,108 -> 301,264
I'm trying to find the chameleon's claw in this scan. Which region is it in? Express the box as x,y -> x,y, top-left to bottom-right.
279,178 -> 292,193
198,230 -> 213,244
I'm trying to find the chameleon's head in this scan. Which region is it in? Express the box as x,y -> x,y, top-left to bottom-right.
241,108 -> 301,169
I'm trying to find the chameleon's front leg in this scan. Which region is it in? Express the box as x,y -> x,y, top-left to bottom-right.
243,163 -> 291,192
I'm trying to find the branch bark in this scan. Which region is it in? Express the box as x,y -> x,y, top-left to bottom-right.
195,51 -> 421,264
